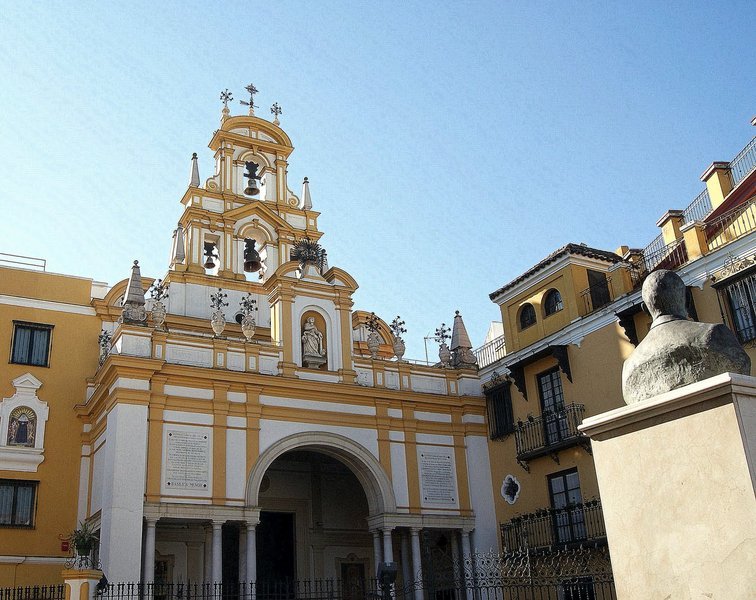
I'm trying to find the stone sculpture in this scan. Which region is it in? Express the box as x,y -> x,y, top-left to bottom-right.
622,270 -> 750,404
302,317 -> 326,368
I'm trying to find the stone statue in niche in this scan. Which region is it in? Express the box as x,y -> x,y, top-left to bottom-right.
302,316 -> 327,369
622,270 -> 750,404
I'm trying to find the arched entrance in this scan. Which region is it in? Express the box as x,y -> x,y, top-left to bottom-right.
246,433 -> 397,582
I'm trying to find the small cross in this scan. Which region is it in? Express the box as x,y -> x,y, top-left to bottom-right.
240,83 -> 258,114
270,102 -> 282,124
220,89 -> 233,109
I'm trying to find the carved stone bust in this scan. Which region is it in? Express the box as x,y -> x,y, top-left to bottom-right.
622,270 -> 750,404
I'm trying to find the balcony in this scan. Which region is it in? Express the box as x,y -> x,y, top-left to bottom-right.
515,403 -> 588,467
500,499 -> 607,552
474,334 -> 506,369
706,197 -> 756,251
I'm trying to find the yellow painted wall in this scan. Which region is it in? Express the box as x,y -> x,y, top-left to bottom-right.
0,268 -> 100,586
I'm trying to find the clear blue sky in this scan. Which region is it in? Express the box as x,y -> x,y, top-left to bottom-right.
1,1 -> 754,360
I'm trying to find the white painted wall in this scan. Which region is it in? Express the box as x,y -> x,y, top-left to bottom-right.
465,435 -> 498,552
99,403 -> 149,582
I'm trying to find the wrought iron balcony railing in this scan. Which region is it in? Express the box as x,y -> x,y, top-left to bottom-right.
682,188 -> 713,224
579,279 -> 613,314
730,135 -> 756,187
706,197 -> 756,251
514,403 -> 586,462
500,499 -> 607,553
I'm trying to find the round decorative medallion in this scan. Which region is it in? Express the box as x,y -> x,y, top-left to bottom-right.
501,474 -> 521,505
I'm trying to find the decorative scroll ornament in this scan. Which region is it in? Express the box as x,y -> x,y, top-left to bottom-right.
239,293 -> 258,343
149,279 -> 169,331
366,312 -> 381,359
209,289 -> 229,337
389,316 -> 407,362
435,323 -> 451,368
718,252 -> 756,279
98,330 -> 112,367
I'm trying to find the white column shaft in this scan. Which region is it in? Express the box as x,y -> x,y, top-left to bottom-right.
372,530 -> 383,574
212,522 -> 223,583
383,529 -> 394,563
246,524 -> 257,583
143,520 -> 157,584
410,528 -> 423,600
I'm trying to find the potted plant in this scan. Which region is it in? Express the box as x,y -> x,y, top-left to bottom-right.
71,521 -> 98,565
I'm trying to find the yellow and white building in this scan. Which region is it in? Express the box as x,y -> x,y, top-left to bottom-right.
0,104 -> 496,587
475,125 -> 756,560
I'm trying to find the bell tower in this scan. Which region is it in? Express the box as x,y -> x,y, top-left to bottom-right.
170,87 -> 322,282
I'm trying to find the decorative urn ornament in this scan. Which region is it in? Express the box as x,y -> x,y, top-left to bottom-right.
149,279 -> 169,331
239,293 -> 258,342
389,316 -> 407,362
209,289 -> 229,337
98,330 -> 111,367
435,323 -> 451,368
366,312 -> 381,359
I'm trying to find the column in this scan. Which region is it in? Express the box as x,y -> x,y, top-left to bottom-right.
382,528 -> 394,563
460,530 -> 473,600
400,532 -> 411,587
212,520 -> 224,584
246,522 -> 258,584
410,528 -> 423,600
372,530 -> 383,574
204,526 -> 212,582
143,518 -> 157,584
451,532 -> 461,583
239,528 -> 247,585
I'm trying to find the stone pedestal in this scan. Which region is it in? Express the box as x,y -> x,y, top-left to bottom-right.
580,373 -> 756,600
62,569 -> 103,600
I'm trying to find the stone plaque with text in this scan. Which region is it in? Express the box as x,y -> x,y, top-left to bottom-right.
165,428 -> 210,490
419,448 -> 456,506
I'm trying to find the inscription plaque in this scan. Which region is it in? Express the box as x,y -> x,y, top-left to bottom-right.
165,428 -> 210,490
419,449 -> 456,505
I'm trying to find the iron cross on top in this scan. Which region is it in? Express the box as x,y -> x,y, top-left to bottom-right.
220,89 -> 233,108
240,83 -> 258,110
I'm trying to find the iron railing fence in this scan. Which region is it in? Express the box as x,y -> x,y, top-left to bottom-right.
0,586 -> 65,600
682,188 -> 712,224
640,237 -> 688,274
0,253 -> 46,271
514,404 -> 586,461
706,197 -> 756,251
97,577 -> 616,600
500,500 -> 607,553
729,135 -> 756,187
474,335 -> 507,369
579,279 -> 613,314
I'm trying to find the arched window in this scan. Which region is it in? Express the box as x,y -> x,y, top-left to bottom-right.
8,407 -> 36,447
519,304 -> 536,330
544,289 -> 564,316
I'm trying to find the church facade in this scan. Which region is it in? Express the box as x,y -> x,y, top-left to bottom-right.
0,101 -> 496,586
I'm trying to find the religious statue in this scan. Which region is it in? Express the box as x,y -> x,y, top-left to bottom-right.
301,316 -> 326,368
622,270 -> 750,404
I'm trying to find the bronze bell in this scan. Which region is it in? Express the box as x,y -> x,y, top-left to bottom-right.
244,180 -> 261,196
243,238 -> 262,273
203,242 -> 216,269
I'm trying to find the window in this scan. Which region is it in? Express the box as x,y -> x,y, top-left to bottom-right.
548,469 -> 586,544
10,322 -> 52,367
0,480 -> 37,527
537,368 -> 569,445
486,382 -> 514,440
544,289 -> 563,316
722,273 -> 756,343
519,304 -> 536,330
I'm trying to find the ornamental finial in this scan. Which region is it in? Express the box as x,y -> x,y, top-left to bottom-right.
271,102 -> 282,125
240,84 -> 258,116
220,89 -> 233,121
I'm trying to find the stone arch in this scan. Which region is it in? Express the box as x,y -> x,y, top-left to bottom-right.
246,432 -> 397,516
